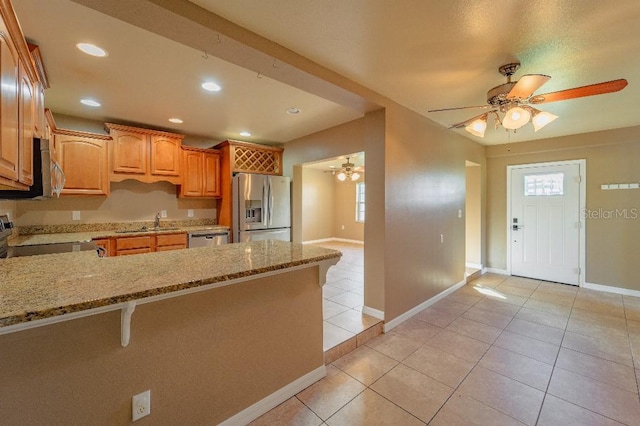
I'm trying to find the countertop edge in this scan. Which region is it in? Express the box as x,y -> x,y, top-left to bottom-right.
0,252 -> 341,330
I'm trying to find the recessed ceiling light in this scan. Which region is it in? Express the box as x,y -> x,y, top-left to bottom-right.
168,118 -> 183,124
286,107 -> 301,115
76,43 -> 108,57
202,82 -> 221,92
239,131 -> 251,137
80,99 -> 101,107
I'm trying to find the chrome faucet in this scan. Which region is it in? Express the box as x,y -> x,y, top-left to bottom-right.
154,212 -> 161,229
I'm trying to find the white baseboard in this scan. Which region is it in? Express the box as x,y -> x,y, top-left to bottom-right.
583,282 -> 640,298
362,306 -> 384,320
465,263 -> 483,270
302,238 -> 364,245
219,365 -> 326,426
485,267 -> 508,275
383,279 -> 467,333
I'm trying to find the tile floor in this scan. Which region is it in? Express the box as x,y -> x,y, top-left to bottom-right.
253,265 -> 640,425
313,241 -> 378,352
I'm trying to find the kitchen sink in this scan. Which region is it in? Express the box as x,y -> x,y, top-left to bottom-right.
115,227 -> 180,234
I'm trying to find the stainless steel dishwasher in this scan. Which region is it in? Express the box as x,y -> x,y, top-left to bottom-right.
188,230 -> 230,248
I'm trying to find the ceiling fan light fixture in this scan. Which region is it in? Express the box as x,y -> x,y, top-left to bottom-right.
531,110 -> 559,132
465,115 -> 488,137
351,172 -> 360,181
337,172 -> 347,181
502,106 -> 531,130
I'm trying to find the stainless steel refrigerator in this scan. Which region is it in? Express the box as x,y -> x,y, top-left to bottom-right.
232,173 -> 291,242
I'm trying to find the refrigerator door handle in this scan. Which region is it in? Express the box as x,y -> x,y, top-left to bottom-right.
262,179 -> 268,226
268,177 -> 274,226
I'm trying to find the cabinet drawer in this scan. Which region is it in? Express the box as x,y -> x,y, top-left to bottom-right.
116,247 -> 152,256
115,236 -> 152,251
156,244 -> 186,252
156,233 -> 187,247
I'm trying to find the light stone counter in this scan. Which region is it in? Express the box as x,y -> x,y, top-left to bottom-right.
0,240 -> 340,328
9,225 -> 230,246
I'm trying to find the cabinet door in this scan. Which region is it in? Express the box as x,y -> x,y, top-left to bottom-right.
150,135 -> 180,177
111,131 -> 147,174
181,149 -> 203,197
92,238 -> 112,257
18,61 -> 34,186
203,151 -> 221,197
0,29 -> 19,183
56,134 -> 109,195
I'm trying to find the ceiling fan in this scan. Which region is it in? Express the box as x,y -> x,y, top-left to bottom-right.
428,62 -> 628,138
323,157 -> 364,181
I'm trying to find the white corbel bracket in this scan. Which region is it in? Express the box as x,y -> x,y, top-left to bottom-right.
120,301 -> 136,347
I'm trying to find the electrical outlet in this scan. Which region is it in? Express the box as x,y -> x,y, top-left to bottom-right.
458,209 -> 462,218
160,210 -> 167,218
72,211 -> 81,221
341,225 -> 345,230
440,234 -> 444,243
132,390 -> 150,421
187,209 -> 194,218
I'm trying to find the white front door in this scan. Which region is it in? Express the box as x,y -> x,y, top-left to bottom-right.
509,162 -> 583,285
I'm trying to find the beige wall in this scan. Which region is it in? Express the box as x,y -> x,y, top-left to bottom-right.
301,168 -> 335,241
486,126 -> 640,291
0,267 -> 323,425
13,180 -> 216,226
299,168 -> 365,243
0,200 -> 17,222
466,164 -> 482,265
383,104 -> 486,320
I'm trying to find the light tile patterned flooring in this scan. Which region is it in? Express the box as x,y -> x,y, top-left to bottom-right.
252,246 -> 640,425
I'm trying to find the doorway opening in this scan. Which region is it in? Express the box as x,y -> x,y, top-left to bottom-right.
465,161 -> 482,279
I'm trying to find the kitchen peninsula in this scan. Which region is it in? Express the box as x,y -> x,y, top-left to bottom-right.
0,241 -> 340,425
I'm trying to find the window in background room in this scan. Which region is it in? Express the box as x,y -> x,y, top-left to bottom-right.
355,182 -> 365,222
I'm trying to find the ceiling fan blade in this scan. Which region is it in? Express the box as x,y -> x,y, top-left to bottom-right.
448,112 -> 489,129
428,105 -> 490,113
529,79 -> 628,104
508,74 -> 551,99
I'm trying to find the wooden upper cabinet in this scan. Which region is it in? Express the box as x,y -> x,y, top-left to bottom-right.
28,43 -> 48,139
54,131 -> 110,196
18,60 -> 33,186
214,140 -> 283,176
0,28 -> 20,187
150,135 -> 181,177
203,150 -> 221,197
110,129 -> 147,175
105,123 -> 183,184
0,5 -> 45,190
178,146 -> 220,198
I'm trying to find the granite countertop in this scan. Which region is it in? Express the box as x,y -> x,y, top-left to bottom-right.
0,240 -> 341,328
10,225 -> 230,247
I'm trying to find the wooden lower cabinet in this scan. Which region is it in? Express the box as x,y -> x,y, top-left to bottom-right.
95,232 -> 187,257
156,233 -> 187,251
92,238 -> 113,257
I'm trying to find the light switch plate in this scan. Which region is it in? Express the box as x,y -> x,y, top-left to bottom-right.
72,211 -> 81,220
160,210 -> 167,218
187,209 -> 194,218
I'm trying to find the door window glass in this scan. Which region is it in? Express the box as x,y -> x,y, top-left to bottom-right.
524,173 -> 564,196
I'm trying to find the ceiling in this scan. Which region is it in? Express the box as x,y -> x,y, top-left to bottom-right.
13,0 -> 640,146
304,153 -> 365,171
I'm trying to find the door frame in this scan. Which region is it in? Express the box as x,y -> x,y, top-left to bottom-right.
506,159 -> 586,286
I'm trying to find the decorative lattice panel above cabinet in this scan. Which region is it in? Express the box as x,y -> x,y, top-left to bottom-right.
215,140 -> 283,176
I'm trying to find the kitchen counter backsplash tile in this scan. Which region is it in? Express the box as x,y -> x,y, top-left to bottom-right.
0,241 -> 341,328
18,218 -> 218,235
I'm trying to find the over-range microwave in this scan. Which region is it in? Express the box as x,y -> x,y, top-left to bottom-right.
0,138 -> 65,200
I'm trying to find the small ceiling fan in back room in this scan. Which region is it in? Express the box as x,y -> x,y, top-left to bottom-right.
428,62 -> 628,138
